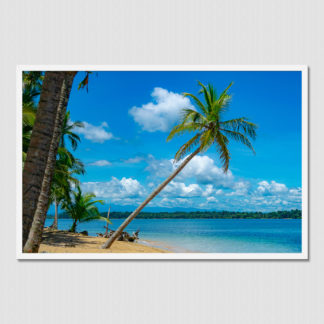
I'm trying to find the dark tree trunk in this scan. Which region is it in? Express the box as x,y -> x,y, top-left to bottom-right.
23,72 -> 76,253
101,147 -> 201,249
70,219 -> 77,233
22,72 -> 65,248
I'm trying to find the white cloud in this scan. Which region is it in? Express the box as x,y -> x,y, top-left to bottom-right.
146,154 -> 234,186
175,155 -> 234,186
162,181 -> 203,198
129,87 -> 193,132
75,121 -> 113,143
289,188 -> 302,196
202,184 -> 214,197
226,181 -> 250,196
88,160 -> 111,167
82,177 -> 146,204
124,156 -> 145,164
206,197 -> 218,203
153,197 -> 192,208
257,180 -> 288,195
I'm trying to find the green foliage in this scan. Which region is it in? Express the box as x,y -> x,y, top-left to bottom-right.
60,111 -> 84,150
167,81 -> 257,172
49,111 -> 85,215
62,186 -> 105,232
22,72 -> 86,219
22,72 -> 44,161
50,147 -> 85,207
78,71 -> 93,92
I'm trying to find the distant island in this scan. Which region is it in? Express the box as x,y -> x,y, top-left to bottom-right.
48,209 -> 301,220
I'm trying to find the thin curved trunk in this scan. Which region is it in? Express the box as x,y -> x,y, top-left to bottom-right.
104,206 -> 111,236
50,199 -> 58,230
101,147 -> 201,249
23,72 -> 76,253
22,72 -> 65,247
70,219 -> 77,233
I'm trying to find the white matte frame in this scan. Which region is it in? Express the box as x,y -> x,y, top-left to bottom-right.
16,65 -> 308,260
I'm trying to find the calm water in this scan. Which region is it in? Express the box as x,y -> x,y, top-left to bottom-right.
45,218 -> 302,253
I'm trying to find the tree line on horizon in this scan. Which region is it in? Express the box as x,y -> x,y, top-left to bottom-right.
48,209 -> 302,220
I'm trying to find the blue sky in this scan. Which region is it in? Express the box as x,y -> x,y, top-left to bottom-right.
62,70 -> 302,212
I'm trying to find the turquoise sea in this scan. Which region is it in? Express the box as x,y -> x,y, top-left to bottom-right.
44,218 -> 302,253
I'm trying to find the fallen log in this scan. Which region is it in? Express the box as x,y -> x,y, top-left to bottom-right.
97,229 -> 140,242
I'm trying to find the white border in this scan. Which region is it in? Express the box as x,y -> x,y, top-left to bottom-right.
17,65 -> 308,260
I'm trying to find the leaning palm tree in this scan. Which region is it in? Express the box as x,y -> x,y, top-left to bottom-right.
102,81 -> 257,248
62,186 -> 105,233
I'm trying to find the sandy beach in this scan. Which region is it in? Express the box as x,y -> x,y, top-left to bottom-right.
38,229 -> 169,253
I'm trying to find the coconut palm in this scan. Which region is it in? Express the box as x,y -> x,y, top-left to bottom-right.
60,110 -> 84,150
23,72 -> 77,252
62,186 -> 105,233
48,111 -> 85,230
49,147 -> 85,230
102,81 -> 257,248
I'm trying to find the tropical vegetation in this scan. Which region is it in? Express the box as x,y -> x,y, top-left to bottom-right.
62,186 -> 105,233
49,209 -> 302,220
22,71 -> 103,253
102,81 -> 258,248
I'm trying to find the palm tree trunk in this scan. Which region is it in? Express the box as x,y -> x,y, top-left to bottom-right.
50,199 -> 58,230
101,146 -> 201,249
70,219 -> 77,233
23,72 -> 76,253
104,206 -> 111,236
22,72 -> 66,248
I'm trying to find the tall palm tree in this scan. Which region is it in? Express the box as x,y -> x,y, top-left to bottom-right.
62,186 -> 105,233
23,72 -> 77,252
49,147 -> 85,230
48,112 -> 84,230
102,81 -> 257,249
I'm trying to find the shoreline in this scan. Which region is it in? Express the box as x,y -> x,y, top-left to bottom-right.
38,230 -> 170,253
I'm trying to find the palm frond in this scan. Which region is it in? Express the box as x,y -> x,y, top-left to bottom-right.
174,133 -> 201,161
183,93 -> 208,115
214,132 -> 231,172
198,81 -> 212,109
221,129 -> 255,154
167,122 -> 203,141
199,129 -> 214,153
220,118 -> 257,139
208,83 -> 217,102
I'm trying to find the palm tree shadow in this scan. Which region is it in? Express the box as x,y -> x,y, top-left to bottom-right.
41,231 -> 97,248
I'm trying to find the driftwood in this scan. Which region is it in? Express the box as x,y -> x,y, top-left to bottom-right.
97,229 -> 140,242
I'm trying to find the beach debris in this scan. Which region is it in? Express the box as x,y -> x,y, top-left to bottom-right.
97,229 -> 140,242
80,230 -> 88,236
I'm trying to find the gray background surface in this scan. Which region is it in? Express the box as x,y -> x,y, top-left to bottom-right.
0,0 -> 323,323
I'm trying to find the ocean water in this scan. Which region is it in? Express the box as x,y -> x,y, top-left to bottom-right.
44,218 -> 302,253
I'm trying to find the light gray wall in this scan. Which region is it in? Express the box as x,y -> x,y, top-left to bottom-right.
0,0 -> 323,323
